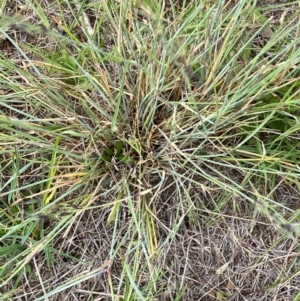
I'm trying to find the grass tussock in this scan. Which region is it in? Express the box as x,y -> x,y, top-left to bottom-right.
1,0 -> 300,300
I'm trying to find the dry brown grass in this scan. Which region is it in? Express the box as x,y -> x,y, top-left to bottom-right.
1,1 -> 300,300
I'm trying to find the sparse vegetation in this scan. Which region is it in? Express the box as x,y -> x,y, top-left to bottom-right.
1,0 -> 300,300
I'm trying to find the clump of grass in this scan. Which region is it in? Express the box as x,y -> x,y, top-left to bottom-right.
1,0 -> 300,300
